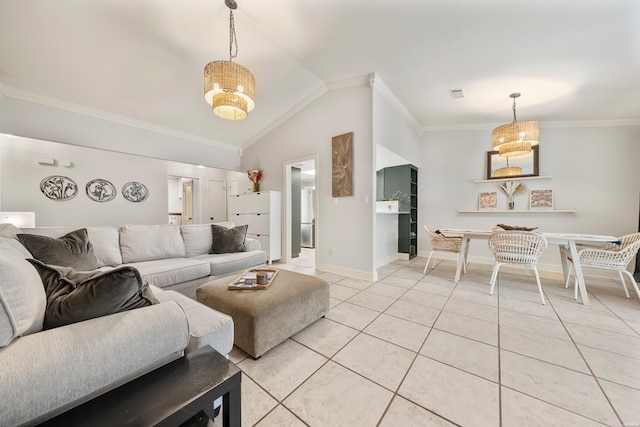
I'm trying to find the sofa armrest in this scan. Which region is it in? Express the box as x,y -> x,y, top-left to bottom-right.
245,237 -> 261,252
0,302 -> 190,427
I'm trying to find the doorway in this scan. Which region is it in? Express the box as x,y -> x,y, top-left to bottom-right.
168,176 -> 198,225
182,180 -> 193,225
284,156 -> 318,269
208,179 -> 227,223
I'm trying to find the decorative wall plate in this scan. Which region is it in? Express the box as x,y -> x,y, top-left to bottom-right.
86,179 -> 116,202
40,175 -> 78,201
122,181 -> 149,202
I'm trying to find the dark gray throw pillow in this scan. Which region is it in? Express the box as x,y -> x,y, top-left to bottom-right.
27,259 -> 158,330
17,228 -> 99,271
210,224 -> 248,254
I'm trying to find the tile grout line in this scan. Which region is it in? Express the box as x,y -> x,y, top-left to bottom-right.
542,283 -> 626,426
374,260 -> 469,427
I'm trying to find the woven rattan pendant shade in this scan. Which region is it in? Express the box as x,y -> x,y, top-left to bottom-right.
493,166 -> 523,177
492,120 -> 538,157
492,93 -> 539,157
203,3 -> 255,121
204,60 -> 255,120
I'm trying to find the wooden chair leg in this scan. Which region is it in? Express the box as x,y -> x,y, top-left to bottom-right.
617,271 -> 631,298
565,264 -> 573,289
489,262 -> 501,295
621,270 -> 639,299
532,267 -> 546,305
424,251 -> 434,273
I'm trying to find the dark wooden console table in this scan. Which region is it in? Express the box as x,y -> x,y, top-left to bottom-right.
40,346 -> 241,427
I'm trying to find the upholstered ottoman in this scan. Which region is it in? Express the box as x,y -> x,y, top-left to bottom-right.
196,269 -> 330,358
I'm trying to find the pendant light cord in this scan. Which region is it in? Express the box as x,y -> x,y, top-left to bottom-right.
512,96 -> 518,122
229,10 -> 238,61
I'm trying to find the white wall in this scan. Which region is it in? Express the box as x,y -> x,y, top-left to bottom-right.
372,82 -> 422,270
372,86 -> 421,169
0,134 -> 167,226
0,134 -> 239,227
0,96 -> 240,170
420,125 -> 640,272
242,84 -> 375,279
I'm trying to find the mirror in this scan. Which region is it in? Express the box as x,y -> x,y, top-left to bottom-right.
486,145 -> 539,180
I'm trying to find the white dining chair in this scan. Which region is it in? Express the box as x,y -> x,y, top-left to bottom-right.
488,231 -> 548,304
424,225 -> 469,275
564,232 -> 640,300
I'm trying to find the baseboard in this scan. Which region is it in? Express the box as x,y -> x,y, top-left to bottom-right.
316,262 -> 376,282
376,253 -> 401,269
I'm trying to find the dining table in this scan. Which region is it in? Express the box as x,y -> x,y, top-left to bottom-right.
438,228 -> 621,306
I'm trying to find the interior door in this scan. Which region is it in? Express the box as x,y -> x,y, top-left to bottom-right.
208,179 -> 227,223
182,180 -> 193,225
291,167 -> 301,258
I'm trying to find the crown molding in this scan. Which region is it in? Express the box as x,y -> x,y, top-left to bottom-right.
421,118 -> 640,132
243,74 -> 374,150
370,74 -> 422,132
540,118 -> 640,128
0,85 -> 238,152
242,84 -> 329,150
243,73 -> 423,149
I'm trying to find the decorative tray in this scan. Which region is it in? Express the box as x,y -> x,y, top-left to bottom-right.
227,268 -> 279,290
496,224 -> 538,232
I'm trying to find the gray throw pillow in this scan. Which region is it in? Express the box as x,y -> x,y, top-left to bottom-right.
17,228 -> 99,271
27,259 -> 158,330
210,224 -> 248,254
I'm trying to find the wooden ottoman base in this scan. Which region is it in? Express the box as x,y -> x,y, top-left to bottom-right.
196,270 -> 330,358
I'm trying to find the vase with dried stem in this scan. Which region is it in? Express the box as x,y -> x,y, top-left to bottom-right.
499,181 -> 525,210
247,162 -> 263,193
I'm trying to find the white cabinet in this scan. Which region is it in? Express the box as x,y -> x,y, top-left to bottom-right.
228,191 -> 281,263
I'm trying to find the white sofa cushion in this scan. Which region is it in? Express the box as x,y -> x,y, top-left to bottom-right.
181,222 -> 234,257
193,250 -> 267,277
18,227 -> 122,267
123,258 -> 210,288
153,287 -> 234,356
119,224 -> 186,263
0,236 -> 31,258
86,226 -> 122,266
0,223 -> 21,239
0,253 -> 46,347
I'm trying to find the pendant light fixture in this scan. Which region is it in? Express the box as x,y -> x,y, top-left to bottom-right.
204,0 -> 255,121
492,93 -> 539,157
493,157 -> 522,177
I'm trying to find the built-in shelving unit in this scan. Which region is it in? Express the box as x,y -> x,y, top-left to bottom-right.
461,175 -> 573,213
472,175 -> 551,184
457,209 -> 576,213
377,164 -> 418,259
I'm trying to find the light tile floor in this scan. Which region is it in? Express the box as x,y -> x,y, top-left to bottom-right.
224,251 -> 640,426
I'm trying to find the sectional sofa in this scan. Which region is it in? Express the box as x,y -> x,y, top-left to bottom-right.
0,222 -> 266,426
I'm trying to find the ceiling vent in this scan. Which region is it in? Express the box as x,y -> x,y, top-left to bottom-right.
449,89 -> 465,99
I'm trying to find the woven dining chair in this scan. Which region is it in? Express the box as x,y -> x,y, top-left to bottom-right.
423,225 -> 470,274
564,232 -> 640,300
488,231 -> 548,304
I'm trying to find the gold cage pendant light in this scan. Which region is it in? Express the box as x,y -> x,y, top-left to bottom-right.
204,0 -> 255,121
492,93 -> 539,158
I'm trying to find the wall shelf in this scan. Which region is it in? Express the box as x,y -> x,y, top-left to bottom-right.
472,175 -> 551,184
457,208 -> 576,213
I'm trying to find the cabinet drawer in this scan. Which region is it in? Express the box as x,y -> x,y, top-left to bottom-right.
228,195 -> 248,213
245,192 -> 271,213
228,213 -> 248,226
247,213 -> 270,234
248,233 -> 270,251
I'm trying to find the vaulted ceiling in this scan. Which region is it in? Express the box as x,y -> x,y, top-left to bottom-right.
1,0 -> 638,149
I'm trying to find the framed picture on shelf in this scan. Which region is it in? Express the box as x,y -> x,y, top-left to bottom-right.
486,145 -> 539,180
479,192 -> 498,210
530,189 -> 553,210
